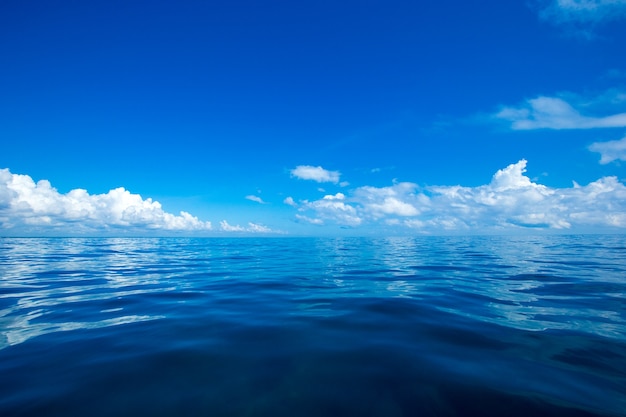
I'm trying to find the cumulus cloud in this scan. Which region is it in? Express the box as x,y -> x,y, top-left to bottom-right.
298,192 -> 362,226
495,96 -> 626,130
283,196 -> 297,207
219,220 -> 245,232
290,165 -> 340,183
354,183 -> 423,217
292,160 -> 626,232
323,192 -> 345,200
219,220 -> 274,233
245,195 -> 266,204
589,135 -> 626,163
0,168 -> 212,234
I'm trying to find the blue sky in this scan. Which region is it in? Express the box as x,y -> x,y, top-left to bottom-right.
1,0 -> 626,236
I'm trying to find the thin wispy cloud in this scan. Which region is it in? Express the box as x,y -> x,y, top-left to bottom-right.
290,165 -> 341,184
536,0 -> 626,38
295,214 -> 324,225
589,135 -> 626,163
247,222 -> 272,233
245,195 -> 266,204
219,220 -> 274,233
494,94 -> 626,130
539,0 -> 626,24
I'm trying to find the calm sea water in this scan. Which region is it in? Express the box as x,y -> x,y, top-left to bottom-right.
0,236 -> 625,416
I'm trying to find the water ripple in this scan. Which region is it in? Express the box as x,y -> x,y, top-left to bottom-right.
0,236 -> 625,416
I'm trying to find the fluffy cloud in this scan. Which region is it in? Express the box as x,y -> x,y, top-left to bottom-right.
589,135 -> 626,163
283,196 -> 297,207
299,192 -> 362,226
219,220 -> 245,232
354,183 -> 423,217
0,168 -> 211,234
292,160 -> 626,232
290,165 -> 341,183
495,96 -> 626,130
219,220 -> 274,233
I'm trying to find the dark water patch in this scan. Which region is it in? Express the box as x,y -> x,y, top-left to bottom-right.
554,345 -> 626,378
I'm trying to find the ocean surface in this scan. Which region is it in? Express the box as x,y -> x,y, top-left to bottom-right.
0,236 -> 625,416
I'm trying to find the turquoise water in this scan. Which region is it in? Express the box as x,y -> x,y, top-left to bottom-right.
0,236 -> 625,416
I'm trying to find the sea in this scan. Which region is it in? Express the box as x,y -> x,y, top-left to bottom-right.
0,235 -> 624,416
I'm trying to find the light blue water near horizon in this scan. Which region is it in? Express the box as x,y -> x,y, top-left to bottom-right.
0,236 -> 625,416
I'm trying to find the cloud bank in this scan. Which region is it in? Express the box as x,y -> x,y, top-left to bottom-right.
5,161 -> 625,236
290,165 -> 341,183
293,160 -> 626,232
0,168 -> 212,235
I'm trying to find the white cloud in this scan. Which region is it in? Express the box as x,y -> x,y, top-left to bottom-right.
323,192 -> 345,200
290,165 -> 340,183
245,195 -> 266,204
295,214 -> 324,225
589,135 -> 626,163
220,220 -> 245,232
417,160 -> 626,230
490,160 -> 535,190
299,192 -> 362,226
219,220 -> 275,233
370,198 -> 419,216
247,222 -> 272,233
293,160 -> 626,232
0,168 -> 212,234
495,96 -> 626,130
354,182 -> 423,218
283,196 -> 297,207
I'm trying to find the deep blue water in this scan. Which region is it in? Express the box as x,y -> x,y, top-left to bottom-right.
0,236 -> 625,416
